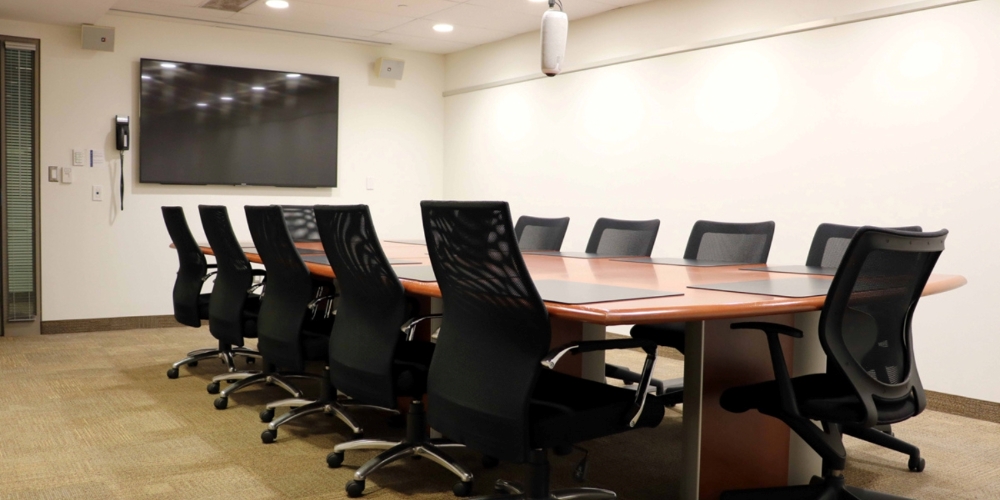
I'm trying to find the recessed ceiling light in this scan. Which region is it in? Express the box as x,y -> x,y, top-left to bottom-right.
220,96 -> 233,101
251,86 -> 265,91
286,73 -> 301,79
160,62 -> 177,68
265,0 -> 289,8
433,23 -> 454,33
197,103 -> 208,107
141,75 -> 151,80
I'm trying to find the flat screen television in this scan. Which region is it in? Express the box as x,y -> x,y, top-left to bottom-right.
139,59 -> 339,187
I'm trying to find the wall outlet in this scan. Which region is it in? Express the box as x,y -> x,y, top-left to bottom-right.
92,185 -> 103,201
48,166 -> 59,182
60,167 -> 73,184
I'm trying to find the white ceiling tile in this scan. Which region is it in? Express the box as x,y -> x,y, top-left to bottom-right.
227,11 -> 382,39
139,0 -> 205,7
590,0 -> 647,7
423,2 -> 540,33
0,0 -> 118,24
296,0 -> 456,18
237,0 -> 415,32
371,31 -> 474,54
112,0 -> 238,20
387,17 -> 513,46
464,0 -> 620,21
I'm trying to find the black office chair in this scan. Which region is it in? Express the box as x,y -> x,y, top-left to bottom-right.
421,201 -> 666,500
195,206 -> 269,393
719,227 -> 946,500
163,207 -> 261,379
199,205 -> 295,402
314,205 -> 471,498
610,221 -> 775,402
585,217 -> 660,256
281,205 -> 321,241
231,205 -> 358,443
805,223 -> 925,471
514,215 -> 570,252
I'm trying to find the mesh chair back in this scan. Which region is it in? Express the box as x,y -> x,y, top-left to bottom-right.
806,223 -> 922,268
514,215 -> 570,252
682,220 -> 775,263
199,205 -> 254,347
162,206 -> 208,327
315,205 -> 408,408
820,227 -> 946,427
281,205 -> 320,241
246,206 -> 313,372
422,201 -> 550,463
584,218 -> 660,256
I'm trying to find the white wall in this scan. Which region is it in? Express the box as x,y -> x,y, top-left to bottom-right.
0,13 -> 445,322
443,0 -> 1000,402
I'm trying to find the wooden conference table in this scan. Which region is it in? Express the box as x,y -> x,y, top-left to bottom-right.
201,240 -> 965,500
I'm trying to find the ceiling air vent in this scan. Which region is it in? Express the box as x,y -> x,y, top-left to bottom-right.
201,0 -> 258,12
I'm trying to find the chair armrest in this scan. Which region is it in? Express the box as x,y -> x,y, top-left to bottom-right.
206,264 -> 218,269
542,339 -> 659,428
541,338 -> 656,370
730,322 -> 802,418
251,269 -> 267,277
400,314 -> 443,341
200,271 -> 217,283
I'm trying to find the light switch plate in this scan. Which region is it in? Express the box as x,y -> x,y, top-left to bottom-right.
48,166 -> 59,182
92,185 -> 103,201
73,149 -> 86,166
60,167 -> 73,184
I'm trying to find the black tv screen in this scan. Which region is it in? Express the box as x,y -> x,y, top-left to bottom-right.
139,59 -> 338,187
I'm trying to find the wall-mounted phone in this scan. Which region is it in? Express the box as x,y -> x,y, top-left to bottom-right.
115,115 -> 129,211
116,115 -> 130,151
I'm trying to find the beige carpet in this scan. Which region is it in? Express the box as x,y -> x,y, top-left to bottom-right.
0,327 -> 997,499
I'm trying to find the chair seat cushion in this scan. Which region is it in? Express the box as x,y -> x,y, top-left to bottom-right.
630,323 -> 685,352
529,370 -> 664,449
720,373 -> 917,424
393,340 -> 435,397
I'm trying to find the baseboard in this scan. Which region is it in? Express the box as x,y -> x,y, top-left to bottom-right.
926,391 -> 1000,425
41,315 -> 183,334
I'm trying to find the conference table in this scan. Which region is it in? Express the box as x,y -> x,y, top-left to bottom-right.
200,240 -> 965,500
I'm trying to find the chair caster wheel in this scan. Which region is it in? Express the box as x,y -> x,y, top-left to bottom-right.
187,361 -> 198,367
260,408 -> 275,423
327,451 -> 345,468
261,429 -> 276,444
207,381 -> 220,394
482,455 -> 499,469
246,357 -> 256,364
167,368 -> 179,379
909,456 -> 925,472
346,479 -> 365,497
214,397 -> 228,410
453,481 -> 473,497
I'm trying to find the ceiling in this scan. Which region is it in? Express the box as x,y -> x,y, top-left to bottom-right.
0,0 -> 650,54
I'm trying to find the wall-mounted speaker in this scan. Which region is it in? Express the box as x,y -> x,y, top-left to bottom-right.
375,57 -> 405,81
82,25 -> 115,52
